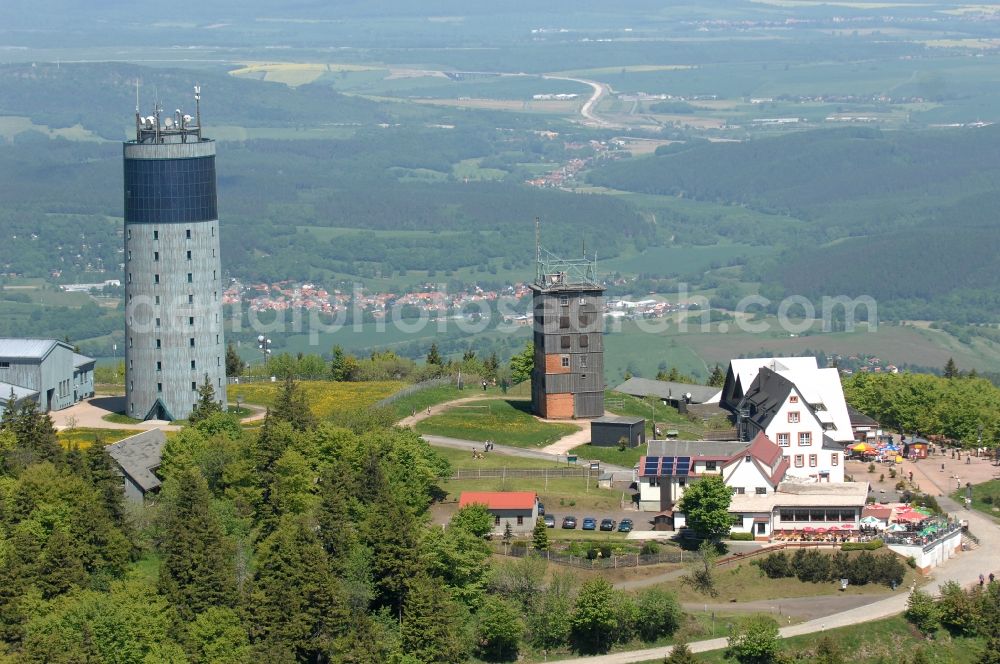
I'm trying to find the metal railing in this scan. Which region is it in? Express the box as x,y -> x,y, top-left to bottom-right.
498,546 -> 691,569
375,376 -> 454,407
449,467 -> 589,480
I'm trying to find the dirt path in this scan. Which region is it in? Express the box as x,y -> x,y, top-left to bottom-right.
395,395 -> 503,428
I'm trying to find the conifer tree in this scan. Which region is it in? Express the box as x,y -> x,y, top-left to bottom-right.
665,640 -> 700,663
400,574 -> 465,664
225,343 -> 245,377
330,345 -> 348,381
364,484 -> 423,614
85,438 -> 127,527
158,467 -> 235,621
249,515 -> 348,659
944,357 -> 960,379
190,374 -> 223,424
316,465 -> 355,575
272,374 -> 316,431
532,516 -> 550,551
426,342 -> 443,367
36,527 -> 85,599
707,364 -> 726,387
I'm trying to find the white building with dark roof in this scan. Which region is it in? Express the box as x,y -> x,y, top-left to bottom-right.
720,357 -> 850,482
0,338 -> 94,417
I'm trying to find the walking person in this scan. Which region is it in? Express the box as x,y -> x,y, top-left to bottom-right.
980,573 -> 985,587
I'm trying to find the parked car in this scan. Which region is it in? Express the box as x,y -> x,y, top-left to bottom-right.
538,502 -> 545,516
600,518 -> 616,531
544,514 -> 556,528
582,517 -> 597,531
618,518 -> 633,533
562,516 -> 577,529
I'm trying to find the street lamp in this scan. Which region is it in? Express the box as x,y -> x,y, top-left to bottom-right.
257,335 -> 271,367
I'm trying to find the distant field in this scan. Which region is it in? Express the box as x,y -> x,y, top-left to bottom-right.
604,244 -> 774,278
228,380 -> 404,419
229,62 -> 380,87
0,116 -> 104,142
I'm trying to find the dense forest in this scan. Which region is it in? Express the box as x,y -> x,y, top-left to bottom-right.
589,126 -> 1000,322
0,379 -> 690,662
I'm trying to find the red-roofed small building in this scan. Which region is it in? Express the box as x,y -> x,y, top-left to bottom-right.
458,491 -> 539,534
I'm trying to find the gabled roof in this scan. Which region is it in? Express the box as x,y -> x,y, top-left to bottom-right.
0,382 -> 39,402
459,491 -> 537,511
614,377 -> 721,405
0,338 -> 71,361
722,357 -> 819,406
740,431 -> 783,467
105,429 -> 167,493
73,352 -> 96,369
737,367 -> 797,432
777,367 -> 853,442
847,404 -> 879,427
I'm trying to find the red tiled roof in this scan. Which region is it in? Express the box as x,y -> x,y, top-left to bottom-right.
746,432 -> 783,466
769,457 -> 789,485
459,491 -> 537,511
862,506 -> 892,518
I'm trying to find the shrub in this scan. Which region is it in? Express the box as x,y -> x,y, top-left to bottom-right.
982,495 -> 993,505
937,581 -> 980,636
727,615 -> 781,664
755,551 -> 792,579
793,548 -> 831,584
889,468 -> 897,479
841,540 -> 883,551
635,588 -> 682,642
640,541 -> 661,556
905,589 -> 940,634
728,532 -> 754,541
895,481 -> 906,491
868,463 -> 876,473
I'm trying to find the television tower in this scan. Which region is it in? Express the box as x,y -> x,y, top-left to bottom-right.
123,86 -> 227,421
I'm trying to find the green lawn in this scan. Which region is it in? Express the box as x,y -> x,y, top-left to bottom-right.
414,398 -> 577,448
684,614 -> 986,664
58,428 -> 138,449
390,384 -> 502,420
656,557 -> 917,604
570,443 -> 645,468
441,476 -> 629,513
228,380 -> 404,419
605,391 -> 707,440
432,445 -> 571,470
102,412 -> 143,425
951,478 -> 1000,523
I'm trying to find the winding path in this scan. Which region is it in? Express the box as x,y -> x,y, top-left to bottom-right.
542,74 -> 615,128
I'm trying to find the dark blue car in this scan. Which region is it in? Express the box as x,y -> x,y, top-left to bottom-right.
618,518 -> 634,533
582,517 -> 597,530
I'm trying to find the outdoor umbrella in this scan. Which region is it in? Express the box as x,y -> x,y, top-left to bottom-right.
860,516 -> 882,526
840,524 -> 857,530
888,523 -> 907,532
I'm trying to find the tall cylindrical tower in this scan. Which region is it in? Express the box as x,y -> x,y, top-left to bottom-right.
123,91 -> 227,421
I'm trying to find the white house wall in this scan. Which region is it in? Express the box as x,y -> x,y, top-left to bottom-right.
764,387 -> 844,482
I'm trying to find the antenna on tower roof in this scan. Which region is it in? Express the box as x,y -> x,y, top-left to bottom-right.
134,79 -> 141,140
194,84 -> 202,140
535,217 -> 542,285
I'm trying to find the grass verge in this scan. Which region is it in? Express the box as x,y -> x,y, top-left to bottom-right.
952,478 -> 1000,522
101,412 -> 143,425
58,428 -> 137,449
441,476 -> 629,513
228,380 -> 404,419
415,398 -> 577,448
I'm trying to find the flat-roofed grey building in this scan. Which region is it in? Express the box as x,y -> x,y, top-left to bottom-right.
106,429 -> 166,502
123,90 -> 226,421
0,338 -> 94,417
591,415 -> 645,447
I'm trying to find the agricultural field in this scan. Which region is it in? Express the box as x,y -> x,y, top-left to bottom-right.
414,398 -> 577,448
228,380 -> 404,419
439,475 -> 628,513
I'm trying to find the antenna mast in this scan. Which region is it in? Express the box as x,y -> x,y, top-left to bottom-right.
134,80 -> 141,140
194,85 -> 202,140
535,217 -> 542,285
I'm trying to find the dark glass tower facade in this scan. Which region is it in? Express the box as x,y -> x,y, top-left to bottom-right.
123,98 -> 226,421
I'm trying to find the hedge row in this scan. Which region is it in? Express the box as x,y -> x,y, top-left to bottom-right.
841,540 -> 884,551
753,549 -> 905,587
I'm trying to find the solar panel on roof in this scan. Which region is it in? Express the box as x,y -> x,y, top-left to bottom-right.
661,456 -> 674,475
675,457 -> 691,477
644,457 -> 660,475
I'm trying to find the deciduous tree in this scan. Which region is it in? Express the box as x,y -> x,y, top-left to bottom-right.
678,475 -> 732,541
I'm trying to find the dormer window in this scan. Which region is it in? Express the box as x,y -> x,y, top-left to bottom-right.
789,395 -> 798,403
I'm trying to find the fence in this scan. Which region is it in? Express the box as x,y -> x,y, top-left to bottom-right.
498,545 -> 693,569
375,376 -> 454,408
449,467 -> 589,480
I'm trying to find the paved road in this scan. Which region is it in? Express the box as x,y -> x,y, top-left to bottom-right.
52,395 -> 266,432
542,74 -> 614,128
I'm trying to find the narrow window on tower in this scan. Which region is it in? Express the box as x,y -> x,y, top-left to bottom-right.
213,270 -> 217,280
153,230 -> 159,240
154,251 -> 159,262
211,226 -> 215,237
187,273 -> 193,283
154,274 -> 160,284
190,360 -> 196,370
156,361 -> 162,372
128,273 -> 132,284
190,338 -> 195,347
156,339 -> 161,349
188,317 -> 194,326
157,383 -> 163,393
127,229 -> 132,240
155,317 -> 160,328
186,250 -> 191,261
155,295 -> 160,305
192,382 -> 197,391
188,294 -> 194,304
127,250 -> 131,261
186,229 -> 191,239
